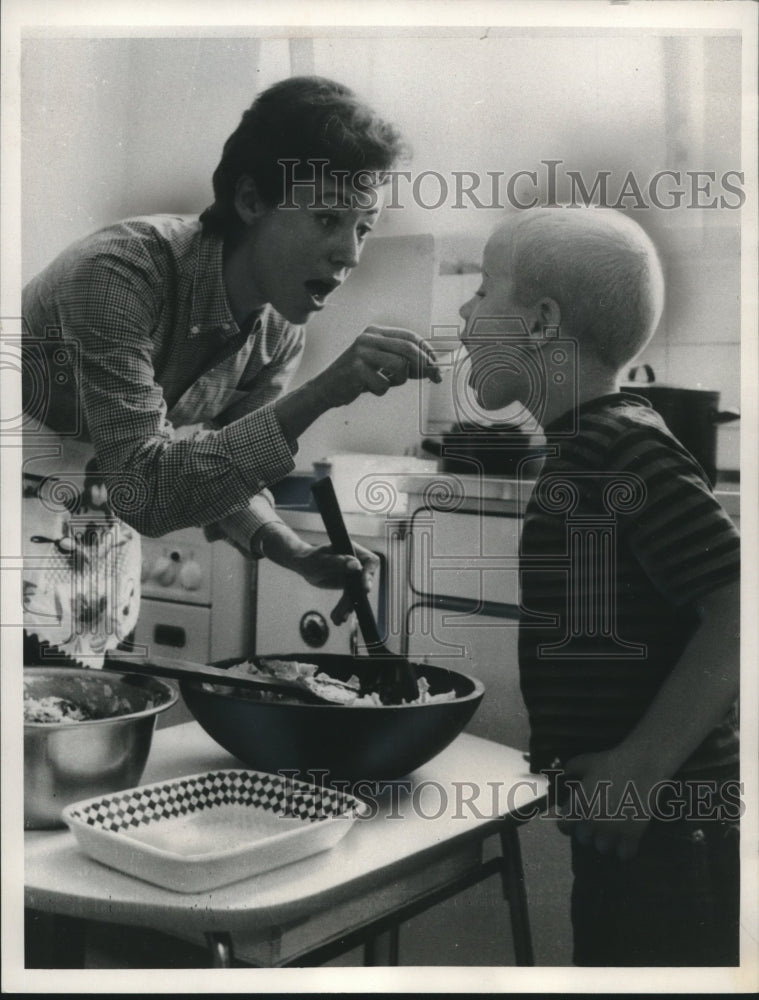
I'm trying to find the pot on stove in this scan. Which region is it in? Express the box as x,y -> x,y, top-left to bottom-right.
623,364 -> 739,486
421,421 -> 545,477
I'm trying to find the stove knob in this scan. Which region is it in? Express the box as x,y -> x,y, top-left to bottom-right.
152,554 -> 178,587
179,559 -> 203,591
300,611 -> 329,648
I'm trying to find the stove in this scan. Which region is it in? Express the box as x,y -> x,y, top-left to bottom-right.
254,519 -> 402,657
135,512 -> 403,668
135,526 -> 252,664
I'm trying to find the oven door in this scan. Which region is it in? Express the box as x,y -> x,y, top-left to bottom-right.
133,600 -> 213,663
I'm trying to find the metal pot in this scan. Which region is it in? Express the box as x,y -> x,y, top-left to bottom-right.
421,422 -> 544,477
24,667 -> 178,828
180,654 -> 485,785
624,365 -> 740,485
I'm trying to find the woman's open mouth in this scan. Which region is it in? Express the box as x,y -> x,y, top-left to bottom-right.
304,278 -> 340,309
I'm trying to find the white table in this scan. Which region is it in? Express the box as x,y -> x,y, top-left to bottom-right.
25,723 -> 548,968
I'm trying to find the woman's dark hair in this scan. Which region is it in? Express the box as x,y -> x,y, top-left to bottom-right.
200,76 -> 407,237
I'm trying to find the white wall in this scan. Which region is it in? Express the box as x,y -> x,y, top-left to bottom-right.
21,35 -> 288,281
311,31 -> 668,243
22,38 -> 133,278
626,35 -> 743,472
289,233 -> 438,465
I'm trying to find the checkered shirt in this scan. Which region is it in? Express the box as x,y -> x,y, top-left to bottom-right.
22,216 -> 305,553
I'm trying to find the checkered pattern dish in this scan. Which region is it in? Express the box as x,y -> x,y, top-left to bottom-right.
62,769 -> 366,893
67,770 -> 359,832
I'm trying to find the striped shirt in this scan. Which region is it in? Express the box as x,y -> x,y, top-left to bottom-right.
22,216 -> 305,551
519,393 -> 740,777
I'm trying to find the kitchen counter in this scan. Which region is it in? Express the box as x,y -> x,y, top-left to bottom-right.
275,474 -> 533,535
394,473 -> 534,516
274,505 -> 407,539
276,471 -> 740,527
394,472 -> 740,520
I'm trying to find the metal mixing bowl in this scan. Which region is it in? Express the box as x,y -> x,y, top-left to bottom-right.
180,654 -> 485,785
24,667 -> 178,829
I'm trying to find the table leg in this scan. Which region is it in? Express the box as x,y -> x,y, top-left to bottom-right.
363,926 -> 400,966
500,825 -> 535,966
25,909 -> 87,969
389,925 -> 400,966
205,931 -> 234,968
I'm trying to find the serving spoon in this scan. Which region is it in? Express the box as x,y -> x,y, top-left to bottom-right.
103,652 -> 356,706
311,475 -> 420,705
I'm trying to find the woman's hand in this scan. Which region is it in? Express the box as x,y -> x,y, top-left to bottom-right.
313,325 -> 442,406
256,522 -> 379,624
274,326 -> 441,443
291,541 -> 380,624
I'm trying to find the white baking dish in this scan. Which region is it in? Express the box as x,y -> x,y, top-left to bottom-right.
62,769 -> 366,893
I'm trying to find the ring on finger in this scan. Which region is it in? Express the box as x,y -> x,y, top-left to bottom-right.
377,367 -> 393,383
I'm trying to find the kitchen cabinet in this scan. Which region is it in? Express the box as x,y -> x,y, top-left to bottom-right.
403,505 -> 526,746
406,605 -> 528,751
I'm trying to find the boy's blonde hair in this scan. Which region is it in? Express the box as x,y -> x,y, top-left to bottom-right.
501,207 -> 665,373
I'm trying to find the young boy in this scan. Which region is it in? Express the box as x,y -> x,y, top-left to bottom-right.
458,207 -> 740,966
22,76 -> 440,665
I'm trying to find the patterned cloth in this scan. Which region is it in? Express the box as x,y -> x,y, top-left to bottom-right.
518,392 -> 740,778
22,469 -> 142,667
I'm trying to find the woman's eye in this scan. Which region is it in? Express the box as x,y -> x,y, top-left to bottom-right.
357,226 -> 373,241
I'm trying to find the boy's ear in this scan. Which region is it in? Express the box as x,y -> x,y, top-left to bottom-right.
531,296 -> 562,333
234,175 -> 268,225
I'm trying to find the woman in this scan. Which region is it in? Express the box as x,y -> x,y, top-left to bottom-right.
22,76 -> 440,667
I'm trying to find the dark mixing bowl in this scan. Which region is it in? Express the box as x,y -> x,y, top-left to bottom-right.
180,654 -> 485,784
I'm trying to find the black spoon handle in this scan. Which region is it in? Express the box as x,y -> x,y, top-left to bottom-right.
102,653 -> 330,704
311,476 -> 387,654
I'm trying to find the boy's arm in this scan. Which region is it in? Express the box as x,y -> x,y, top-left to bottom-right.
560,577 -> 740,858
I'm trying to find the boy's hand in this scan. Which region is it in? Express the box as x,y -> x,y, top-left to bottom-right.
556,749 -> 661,860
314,325 -> 442,406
